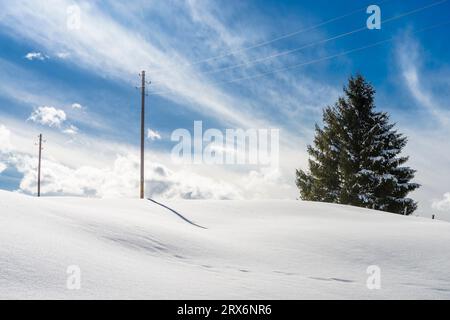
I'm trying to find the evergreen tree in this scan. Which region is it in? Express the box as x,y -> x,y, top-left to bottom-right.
296,75 -> 420,215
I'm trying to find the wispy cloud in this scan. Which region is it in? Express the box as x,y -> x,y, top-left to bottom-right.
0,0 -> 327,135
24,51 -> 48,61
0,0 -> 319,200
397,36 -> 450,125
0,125 -> 12,175
186,0 -> 246,51
0,162 -> 6,174
0,124 -> 12,153
432,193 -> 450,212
71,103 -> 83,110
0,58 -> 111,134
63,124 -> 78,135
392,35 -> 450,218
147,129 -> 161,141
56,52 -> 70,59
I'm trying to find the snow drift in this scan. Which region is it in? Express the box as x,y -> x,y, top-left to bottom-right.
1,190 -> 450,299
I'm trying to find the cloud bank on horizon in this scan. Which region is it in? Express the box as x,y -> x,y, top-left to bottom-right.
0,0 -> 449,219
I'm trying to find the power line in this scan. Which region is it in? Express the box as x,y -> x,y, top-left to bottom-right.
214,22 -> 450,86
152,0 -> 447,84
149,20 -> 450,96
150,0 -> 394,75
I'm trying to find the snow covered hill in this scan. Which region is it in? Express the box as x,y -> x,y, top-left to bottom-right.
1,190 -> 450,299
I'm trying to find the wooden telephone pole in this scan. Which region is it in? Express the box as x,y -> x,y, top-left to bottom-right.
139,71 -> 147,199
37,133 -> 43,197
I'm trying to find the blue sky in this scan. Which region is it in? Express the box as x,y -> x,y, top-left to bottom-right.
0,0 -> 449,217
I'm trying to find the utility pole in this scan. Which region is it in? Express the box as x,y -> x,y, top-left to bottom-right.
37,133 -> 43,197
139,70 -> 146,199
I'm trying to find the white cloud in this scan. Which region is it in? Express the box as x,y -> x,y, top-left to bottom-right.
56,52 -> 70,59
241,167 -> 292,199
0,121 -> 300,201
147,129 -> 161,141
147,162 -> 240,200
0,122 -> 241,199
432,193 -> 450,212
71,103 -> 83,110
12,151 -> 239,199
0,124 -> 12,152
28,106 -> 66,128
24,52 -> 47,61
0,124 -> 11,174
63,124 -> 79,135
